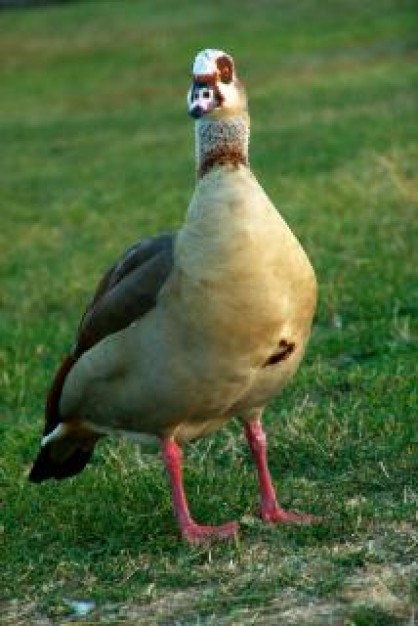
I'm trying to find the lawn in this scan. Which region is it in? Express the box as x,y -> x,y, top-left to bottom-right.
0,0 -> 417,624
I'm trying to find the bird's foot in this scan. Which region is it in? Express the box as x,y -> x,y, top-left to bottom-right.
260,502 -> 320,525
181,520 -> 239,545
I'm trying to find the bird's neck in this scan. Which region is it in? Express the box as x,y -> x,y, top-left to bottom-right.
195,114 -> 250,179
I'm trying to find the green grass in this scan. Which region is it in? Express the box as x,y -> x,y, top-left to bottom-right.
0,0 -> 417,623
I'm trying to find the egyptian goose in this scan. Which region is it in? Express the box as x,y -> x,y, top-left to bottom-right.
29,49 -> 318,544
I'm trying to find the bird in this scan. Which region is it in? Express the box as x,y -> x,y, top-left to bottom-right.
29,48 -> 318,544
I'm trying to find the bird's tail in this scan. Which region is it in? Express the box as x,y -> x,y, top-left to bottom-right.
29,426 -> 98,482
29,354 -> 99,483
28,419 -> 100,482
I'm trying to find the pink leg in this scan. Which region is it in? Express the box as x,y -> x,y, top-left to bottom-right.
161,438 -> 239,545
244,419 -> 318,524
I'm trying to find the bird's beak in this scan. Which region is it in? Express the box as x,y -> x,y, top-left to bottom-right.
187,81 -> 218,119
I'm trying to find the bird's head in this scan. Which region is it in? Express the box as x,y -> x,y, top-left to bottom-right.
187,49 -> 247,120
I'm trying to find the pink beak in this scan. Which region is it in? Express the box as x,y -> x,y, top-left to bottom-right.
188,82 -> 218,119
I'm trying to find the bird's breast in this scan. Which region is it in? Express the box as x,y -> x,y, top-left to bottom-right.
165,166 -> 317,368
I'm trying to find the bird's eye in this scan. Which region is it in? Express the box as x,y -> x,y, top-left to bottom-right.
203,90 -> 210,99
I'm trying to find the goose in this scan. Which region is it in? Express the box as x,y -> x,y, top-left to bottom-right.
29,49 -> 318,544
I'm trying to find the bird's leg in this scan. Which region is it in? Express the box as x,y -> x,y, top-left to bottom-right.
161,438 -> 239,544
243,417 -> 318,524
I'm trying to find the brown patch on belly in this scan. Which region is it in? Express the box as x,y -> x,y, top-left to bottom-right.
263,339 -> 295,367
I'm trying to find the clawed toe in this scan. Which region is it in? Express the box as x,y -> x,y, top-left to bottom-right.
182,520 -> 239,545
261,503 -> 321,525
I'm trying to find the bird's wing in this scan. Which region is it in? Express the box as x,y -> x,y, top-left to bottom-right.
43,233 -> 175,436
74,233 -> 174,356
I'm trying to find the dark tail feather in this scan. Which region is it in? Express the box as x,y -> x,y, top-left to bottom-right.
29,440 -> 95,482
29,353 -> 98,483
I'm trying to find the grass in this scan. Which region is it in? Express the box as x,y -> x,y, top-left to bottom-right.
0,0 -> 417,623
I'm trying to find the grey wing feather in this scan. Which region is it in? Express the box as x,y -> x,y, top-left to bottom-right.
74,233 -> 174,356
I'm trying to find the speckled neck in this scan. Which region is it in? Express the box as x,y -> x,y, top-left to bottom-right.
196,115 -> 250,179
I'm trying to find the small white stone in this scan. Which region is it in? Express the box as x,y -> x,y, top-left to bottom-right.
64,599 -> 96,617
